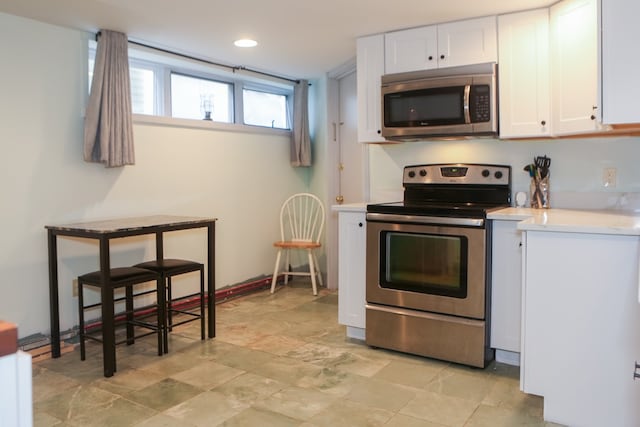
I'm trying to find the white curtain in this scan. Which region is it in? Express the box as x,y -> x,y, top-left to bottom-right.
83,30 -> 135,167
290,79 -> 311,167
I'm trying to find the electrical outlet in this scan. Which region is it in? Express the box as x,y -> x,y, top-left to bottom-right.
603,167 -> 617,188
72,279 -> 78,297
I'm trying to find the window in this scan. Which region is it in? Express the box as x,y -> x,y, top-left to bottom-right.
170,73 -> 233,122
243,88 -> 289,129
129,62 -> 156,115
88,41 -> 293,131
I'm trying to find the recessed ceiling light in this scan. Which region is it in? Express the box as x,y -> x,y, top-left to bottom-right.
234,39 -> 258,48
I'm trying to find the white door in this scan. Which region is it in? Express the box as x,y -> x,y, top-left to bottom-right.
326,68 -> 367,291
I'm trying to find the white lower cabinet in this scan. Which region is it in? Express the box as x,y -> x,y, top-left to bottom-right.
521,230 -> 640,426
337,210 -> 366,339
490,220 -> 522,364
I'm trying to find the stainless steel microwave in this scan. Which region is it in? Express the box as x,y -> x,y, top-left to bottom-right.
381,63 -> 498,141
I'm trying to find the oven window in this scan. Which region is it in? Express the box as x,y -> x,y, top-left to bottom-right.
380,231 -> 468,298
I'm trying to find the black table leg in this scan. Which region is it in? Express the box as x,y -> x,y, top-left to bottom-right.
99,237 -> 115,377
47,230 -> 61,358
207,223 -> 215,338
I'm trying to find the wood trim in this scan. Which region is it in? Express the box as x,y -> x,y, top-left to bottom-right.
0,321 -> 18,357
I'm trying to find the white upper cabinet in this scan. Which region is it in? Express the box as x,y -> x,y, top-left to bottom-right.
356,34 -> 385,143
601,0 -> 640,124
550,0 -> 601,135
437,16 -> 497,68
498,9 -> 551,138
383,16 -> 497,74
385,26 -> 438,74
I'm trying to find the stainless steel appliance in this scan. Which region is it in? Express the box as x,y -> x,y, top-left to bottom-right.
381,63 -> 498,141
366,163 -> 511,368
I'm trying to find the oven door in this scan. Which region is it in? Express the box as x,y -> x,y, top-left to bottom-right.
366,215 -> 487,319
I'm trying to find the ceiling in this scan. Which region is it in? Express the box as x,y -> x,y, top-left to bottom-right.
0,0 -> 556,81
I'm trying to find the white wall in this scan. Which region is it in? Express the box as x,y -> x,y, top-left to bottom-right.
369,136 -> 640,209
0,12 -> 319,338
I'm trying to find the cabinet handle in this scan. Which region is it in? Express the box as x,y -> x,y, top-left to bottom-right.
541,120 -> 546,126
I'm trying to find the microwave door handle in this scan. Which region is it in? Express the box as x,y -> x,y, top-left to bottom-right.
463,85 -> 471,124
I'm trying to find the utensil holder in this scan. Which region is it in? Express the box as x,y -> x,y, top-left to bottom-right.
530,175 -> 550,208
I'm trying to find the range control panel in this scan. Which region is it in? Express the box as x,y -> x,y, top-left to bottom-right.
403,163 -> 511,186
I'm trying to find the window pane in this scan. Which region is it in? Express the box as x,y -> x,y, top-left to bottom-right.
89,53 -> 155,115
130,67 -> 155,115
243,89 -> 289,129
171,74 -> 232,122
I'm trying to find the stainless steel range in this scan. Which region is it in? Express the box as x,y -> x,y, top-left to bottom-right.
365,163 -> 511,368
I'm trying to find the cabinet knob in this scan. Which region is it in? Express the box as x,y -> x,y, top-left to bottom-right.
541,120 -> 546,126
358,222 -> 363,227
428,55 -> 433,61
377,129 -> 381,134
590,115 -> 596,120
440,54 -> 445,60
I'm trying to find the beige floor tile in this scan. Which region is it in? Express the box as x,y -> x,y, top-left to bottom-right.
253,385 -> 337,420
220,407 -> 300,427
295,366 -> 361,397
385,413 -> 448,427
124,378 -> 204,412
134,413 -> 197,427
32,366 -> 80,403
169,359 -> 245,390
212,372 -> 287,405
163,390 -> 249,427
400,390 -> 479,427
93,368 -> 166,396
306,398 -> 394,426
373,358 -> 447,390
424,367 -> 497,403
464,404 -> 549,427
344,377 -> 417,412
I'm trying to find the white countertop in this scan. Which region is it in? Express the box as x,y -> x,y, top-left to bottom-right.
488,207 -> 640,236
331,203 -> 367,212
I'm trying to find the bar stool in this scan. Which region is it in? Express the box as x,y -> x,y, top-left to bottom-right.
133,259 -> 205,349
77,267 -> 165,370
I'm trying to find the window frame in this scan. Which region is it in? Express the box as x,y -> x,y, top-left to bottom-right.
87,40 -> 294,134
242,82 -> 293,129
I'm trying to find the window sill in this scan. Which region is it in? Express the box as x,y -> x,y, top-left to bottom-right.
132,114 -> 292,137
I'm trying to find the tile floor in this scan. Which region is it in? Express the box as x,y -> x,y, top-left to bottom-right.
32,281 -> 561,426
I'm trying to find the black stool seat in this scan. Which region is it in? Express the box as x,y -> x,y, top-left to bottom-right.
133,259 -> 206,343
79,267 -> 160,286
134,259 -> 203,274
77,266 -> 165,372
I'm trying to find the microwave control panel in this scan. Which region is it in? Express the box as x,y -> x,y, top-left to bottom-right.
470,85 -> 491,123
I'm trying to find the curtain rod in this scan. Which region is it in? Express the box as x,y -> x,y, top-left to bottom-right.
95,31 -> 302,85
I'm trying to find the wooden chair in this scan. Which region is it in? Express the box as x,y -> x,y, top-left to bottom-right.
270,193 -> 325,295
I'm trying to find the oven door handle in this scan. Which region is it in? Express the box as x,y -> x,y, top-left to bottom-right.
366,212 -> 484,227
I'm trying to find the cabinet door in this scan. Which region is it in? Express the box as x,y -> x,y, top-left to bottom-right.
550,0 -> 600,135
384,26 -> 438,74
601,0 -> 640,124
498,9 -> 551,138
337,211 -> 366,329
356,34 -> 385,143
490,220 -> 522,353
437,16 -> 497,68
